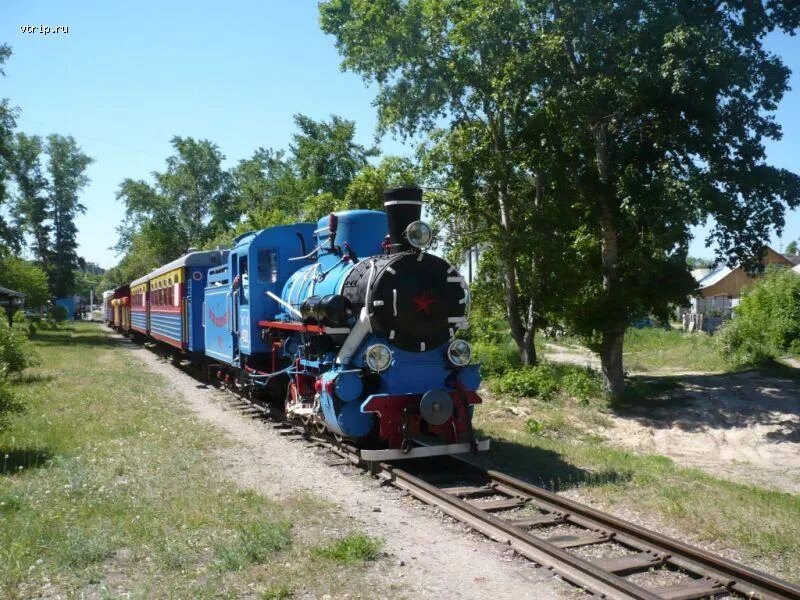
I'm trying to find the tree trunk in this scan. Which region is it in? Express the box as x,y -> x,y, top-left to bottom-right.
521,295 -> 537,365
592,120 -> 626,395
599,326 -> 625,396
497,183 -> 536,366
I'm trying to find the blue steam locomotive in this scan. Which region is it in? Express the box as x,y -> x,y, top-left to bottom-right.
114,187 -> 488,460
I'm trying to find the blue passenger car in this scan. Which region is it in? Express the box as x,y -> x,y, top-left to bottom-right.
203,224 -> 315,367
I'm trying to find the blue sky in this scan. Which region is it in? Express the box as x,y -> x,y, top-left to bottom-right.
2,1 -> 800,269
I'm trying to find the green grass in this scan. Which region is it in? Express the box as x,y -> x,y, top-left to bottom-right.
622,327 -> 730,373
0,323 -> 383,598
473,393 -> 800,582
311,533 -> 383,564
543,326 -> 731,374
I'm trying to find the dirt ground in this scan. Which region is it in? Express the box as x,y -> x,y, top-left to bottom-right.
125,339 -> 575,600
599,370 -> 800,493
545,345 -> 800,493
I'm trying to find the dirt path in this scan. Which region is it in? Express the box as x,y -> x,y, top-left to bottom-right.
125,340 -> 573,600
600,371 -> 800,493
543,343 -> 800,493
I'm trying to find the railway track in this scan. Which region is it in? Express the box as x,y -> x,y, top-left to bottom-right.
377,456 -> 800,600
168,351 -> 800,600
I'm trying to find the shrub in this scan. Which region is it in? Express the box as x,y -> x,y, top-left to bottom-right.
525,418 -> 545,435
473,340 -> 521,377
50,305 -> 68,323
0,379 -> 24,430
0,318 -> 37,376
489,363 -> 604,401
462,310 -> 512,345
716,269 -> 800,366
489,365 -> 561,399
560,368 -> 603,403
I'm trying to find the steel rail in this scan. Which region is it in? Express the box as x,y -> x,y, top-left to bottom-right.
381,462 -> 662,600
446,457 -> 800,600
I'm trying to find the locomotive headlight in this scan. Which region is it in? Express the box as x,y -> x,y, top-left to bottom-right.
447,340 -> 472,367
405,220 -> 433,249
365,344 -> 393,372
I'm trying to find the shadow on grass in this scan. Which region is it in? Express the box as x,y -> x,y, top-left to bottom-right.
609,366 -> 800,434
465,434 -> 631,492
11,373 -> 56,385
0,447 -> 52,474
29,333 -> 119,348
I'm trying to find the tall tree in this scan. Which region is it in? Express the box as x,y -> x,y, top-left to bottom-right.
230,148 -> 306,231
46,134 -> 92,298
320,0 -> 800,395
10,133 -> 51,267
116,137 -> 231,273
0,44 -> 19,254
291,113 -> 378,200
155,136 -> 232,243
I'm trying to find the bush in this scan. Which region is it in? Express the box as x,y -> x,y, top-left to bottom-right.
472,340 -> 521,377
489,364 -> 561,399
0,318 -> 37,376
0,379 -> 24,429
488,363 -> 603,401
11,310 -> 36,336
50,305 -> 68,323
0,319 -> 34,431
560,368 -> 604,403
716,269 -> 800,366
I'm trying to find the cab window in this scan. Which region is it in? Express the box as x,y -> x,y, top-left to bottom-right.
258,249 -> 278,284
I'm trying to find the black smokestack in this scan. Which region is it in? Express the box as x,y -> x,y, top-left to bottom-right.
384,186 -> 423,254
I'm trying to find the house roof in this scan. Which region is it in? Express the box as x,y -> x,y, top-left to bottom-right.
0,285 -> 25,299
696,265 -> 732,289
784,254 -> 800,266
690,268 -> 712,282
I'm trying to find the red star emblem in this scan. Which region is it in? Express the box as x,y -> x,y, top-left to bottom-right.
412,291 -> 437,315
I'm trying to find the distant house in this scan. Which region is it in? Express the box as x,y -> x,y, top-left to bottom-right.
690,247 -> 794,319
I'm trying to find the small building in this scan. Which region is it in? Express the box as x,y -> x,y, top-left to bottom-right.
685,247 -> 794,331
0,285 -> 25,326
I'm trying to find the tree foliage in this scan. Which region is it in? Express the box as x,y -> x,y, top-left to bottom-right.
0,255 -> 49,308
113,115 -> 410,284
10,133 -> 50,266
716,268 -> 800,365
45,134 -> 93,297
0,44 -> 19,255
320,0 -> 800,395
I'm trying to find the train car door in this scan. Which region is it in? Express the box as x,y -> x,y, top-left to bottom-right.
203,258 -> 236,364
235,253 -> 252,356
